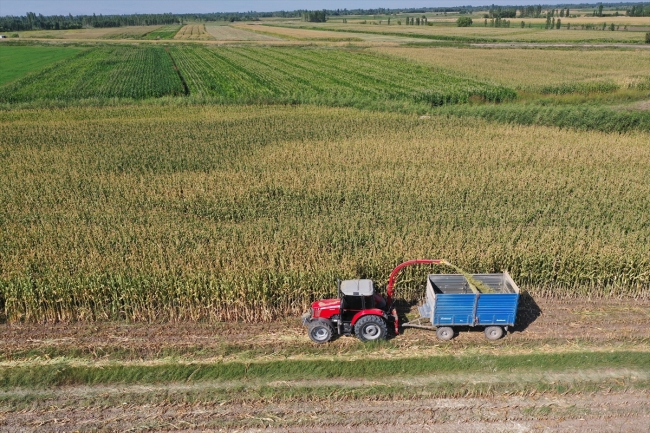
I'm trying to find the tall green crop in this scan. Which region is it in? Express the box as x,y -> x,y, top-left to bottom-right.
169,45 -> 516,105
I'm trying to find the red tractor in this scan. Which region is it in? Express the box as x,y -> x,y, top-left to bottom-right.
302,259 -> 446,343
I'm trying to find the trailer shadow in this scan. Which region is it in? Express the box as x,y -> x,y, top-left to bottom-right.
512,292 -> 542,333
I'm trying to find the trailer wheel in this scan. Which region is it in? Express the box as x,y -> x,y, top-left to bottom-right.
485,326 -> 504,341
435,326 -> 454,341
355,315 -> 387,342
308,319 -> 333,344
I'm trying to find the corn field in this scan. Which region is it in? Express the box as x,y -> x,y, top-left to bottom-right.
0,45 -> 515,106
169,45 -> 516,105
1,104 -> 648,323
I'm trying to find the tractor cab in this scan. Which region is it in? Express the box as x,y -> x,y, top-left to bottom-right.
339,279 -> 384,320
302,279 -> 393,344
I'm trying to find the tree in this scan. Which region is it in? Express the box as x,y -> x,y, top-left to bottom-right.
521,20 -> 525,28
456,17 -> 473,27
302,10 -> 326,23
556,18 -> 561,29
610,22 -> 615,31
598,4 -> 604,17
646,32 -> 650,43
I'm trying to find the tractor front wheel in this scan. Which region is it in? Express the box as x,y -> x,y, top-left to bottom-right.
308,319 -> 333,344
355,315 -> 388,343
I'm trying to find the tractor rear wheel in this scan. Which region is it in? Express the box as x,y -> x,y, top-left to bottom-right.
485,326 -> 504,341
308,319 -> 333,344
436,326 -> 454,341
355,315 -> 387,343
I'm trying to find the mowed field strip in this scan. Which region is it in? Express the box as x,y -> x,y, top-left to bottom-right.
11,25 -> 165,40
285,21 -> 650,43
371,46 -> 650,91
206,24 -> 282,40
0,45 -> 81,85
236,23 -> 422,42
2,391 -> 649,432
0,45 -> 184,102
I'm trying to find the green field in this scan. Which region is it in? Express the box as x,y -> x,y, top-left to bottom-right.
0,45 -> 515,106
0,45 -> 184,102
170,45 -> 514,104
0,45 -> 81,86
143,24 -> 182,39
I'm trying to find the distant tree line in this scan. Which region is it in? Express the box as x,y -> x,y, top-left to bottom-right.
302,10 -> 327,22
1,12 -> 186,31
485,6 -> 571,19
518,5 -> 544,17
483,3 -> 650,19
0,12 -> 267,32
627,3 -> 650,16
2,3 -> 649,33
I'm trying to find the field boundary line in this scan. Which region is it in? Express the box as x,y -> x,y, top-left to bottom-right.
268,24 -> 648,45
164,46 -> 189,96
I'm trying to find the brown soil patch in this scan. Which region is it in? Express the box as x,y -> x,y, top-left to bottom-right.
2,298 -> 649,362
2,390 -> 649,432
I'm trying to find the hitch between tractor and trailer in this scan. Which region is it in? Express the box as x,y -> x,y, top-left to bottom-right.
303,260 -> 522,344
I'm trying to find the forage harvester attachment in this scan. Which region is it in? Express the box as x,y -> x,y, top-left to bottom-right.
386,259 -> 450,335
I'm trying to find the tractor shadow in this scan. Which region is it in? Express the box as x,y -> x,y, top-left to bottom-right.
393,299 -> 426,337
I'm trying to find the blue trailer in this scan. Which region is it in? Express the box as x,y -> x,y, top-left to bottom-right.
404,272 -> 521,340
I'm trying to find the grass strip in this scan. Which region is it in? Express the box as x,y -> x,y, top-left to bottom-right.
5,337 -> 647,363
2,351 -> 648,388
2,378 -> 649,410
437,104 -> 650,133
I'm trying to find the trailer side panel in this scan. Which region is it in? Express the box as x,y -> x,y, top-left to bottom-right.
433,294 -> 476,326
475,293 -> 519,326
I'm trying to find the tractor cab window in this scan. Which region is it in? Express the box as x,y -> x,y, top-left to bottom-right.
342,295 -> 364,311
342,295 -> 375,311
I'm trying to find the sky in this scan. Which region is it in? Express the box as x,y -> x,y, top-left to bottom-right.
1,1 -> 573,16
